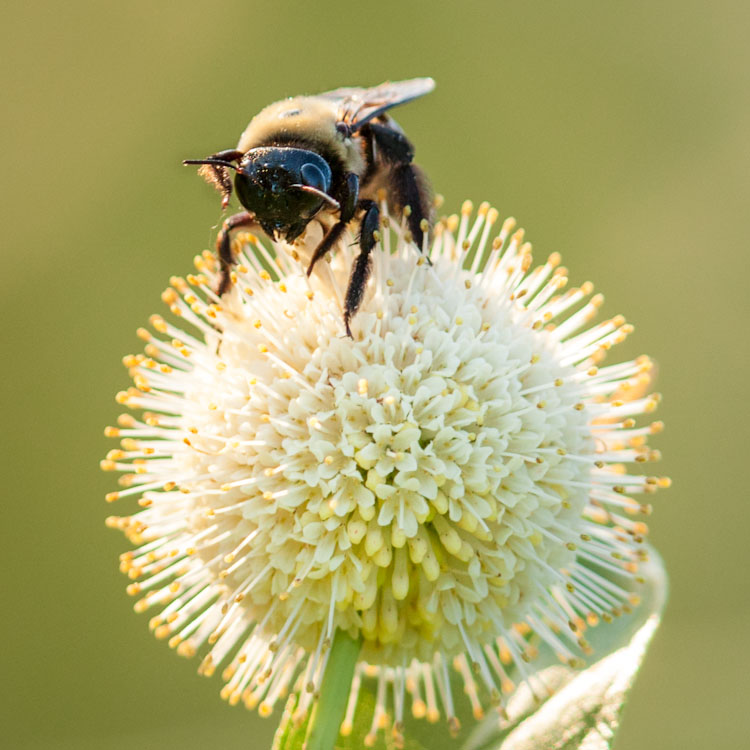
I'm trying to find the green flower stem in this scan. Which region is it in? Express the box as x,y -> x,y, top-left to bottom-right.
304,629 -> 361,750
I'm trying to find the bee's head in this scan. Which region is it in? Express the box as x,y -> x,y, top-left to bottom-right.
233,147 -> 336,241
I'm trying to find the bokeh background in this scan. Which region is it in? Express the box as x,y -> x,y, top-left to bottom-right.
2,1 -> 748,748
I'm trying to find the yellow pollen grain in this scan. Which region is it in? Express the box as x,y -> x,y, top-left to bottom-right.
161,288 -> 179,306
118,413 -> 137,428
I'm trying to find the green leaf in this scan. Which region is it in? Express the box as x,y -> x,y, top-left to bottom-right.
462,548 -> 667,750
273,629 -> 361,750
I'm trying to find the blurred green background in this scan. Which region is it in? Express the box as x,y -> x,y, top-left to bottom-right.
2,1 -> 748,748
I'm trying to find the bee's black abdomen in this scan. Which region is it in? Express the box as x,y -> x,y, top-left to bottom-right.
368,122 -> 415,164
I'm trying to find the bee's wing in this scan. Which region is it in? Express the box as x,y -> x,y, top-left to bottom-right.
319,77 -> 435,132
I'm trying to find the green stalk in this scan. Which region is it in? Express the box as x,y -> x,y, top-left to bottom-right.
304,629 -> 361,750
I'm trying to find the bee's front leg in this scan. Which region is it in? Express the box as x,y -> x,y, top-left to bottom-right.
215,210 -> 257,295
307,173 -> 359,276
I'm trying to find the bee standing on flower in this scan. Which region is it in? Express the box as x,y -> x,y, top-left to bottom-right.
105,75 -> 670,750
185,78 -> 435,335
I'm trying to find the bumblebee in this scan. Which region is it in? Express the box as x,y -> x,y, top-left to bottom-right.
185,78 -> 434,335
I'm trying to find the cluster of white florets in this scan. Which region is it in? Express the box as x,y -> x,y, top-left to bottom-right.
104,201 -> 667,738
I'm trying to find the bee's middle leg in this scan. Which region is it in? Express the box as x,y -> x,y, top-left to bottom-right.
307,173 -> 359,276
344,199 -> 380,337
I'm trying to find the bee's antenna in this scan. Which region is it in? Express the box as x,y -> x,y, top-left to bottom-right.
183,158 -> 241,171
292,185 -> 340,210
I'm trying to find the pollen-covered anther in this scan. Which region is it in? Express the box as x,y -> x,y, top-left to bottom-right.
104,202 -> 664,739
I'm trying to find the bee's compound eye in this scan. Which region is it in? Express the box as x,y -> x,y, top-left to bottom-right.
300,163 -> 328,193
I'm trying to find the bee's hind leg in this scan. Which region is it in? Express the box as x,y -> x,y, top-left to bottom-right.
368,122 -> 433,253
215,210 -> 257,295
389,162 -> 432,253
343,199 -> 380,337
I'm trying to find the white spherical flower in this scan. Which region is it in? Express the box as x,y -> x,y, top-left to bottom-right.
104,201 -> 667,741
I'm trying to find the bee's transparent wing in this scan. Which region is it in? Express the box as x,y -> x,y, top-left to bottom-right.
319,77 -> 435,132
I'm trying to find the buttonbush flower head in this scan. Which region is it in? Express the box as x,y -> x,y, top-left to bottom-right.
104,200 -> 667,743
